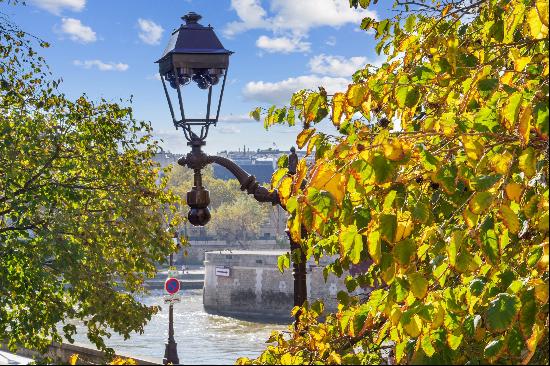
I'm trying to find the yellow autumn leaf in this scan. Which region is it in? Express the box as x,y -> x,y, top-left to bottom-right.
69,354 -> 79,366
518,104 -> 532,146
500,71 -> 514,86
527,3 -> 549,39
346,83 -> 367,108
293,158 -> 308,195
534,280 -> 549,303
332,93 -> 346,127
536,0 -> 549,26
308,164 -> 345,204
395,211 -> 414,242
383,140 -> 405,161
296,128 -> 315,149
500,205 -> 520,234
463,208 -> 479,228
403,314 -> 422,337
505,182 -> 523,203
490,151 -> 513,174
278,176 -> 293,205
431,303 -> 445,329
538,241 -> 549,270
510,48 -> 532,72
461,135 -> 484,160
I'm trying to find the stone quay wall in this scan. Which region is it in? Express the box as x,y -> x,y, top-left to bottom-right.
179,240 -> 285,265
203,250 -> 348,320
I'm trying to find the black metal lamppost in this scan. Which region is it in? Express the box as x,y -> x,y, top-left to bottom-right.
156,12 -> 308,362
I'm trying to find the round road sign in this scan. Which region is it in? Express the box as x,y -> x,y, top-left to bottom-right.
164,277 -> 180,295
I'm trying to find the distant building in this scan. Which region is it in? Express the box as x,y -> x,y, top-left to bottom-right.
214,146 -> 307,184
152,149 -> 184,168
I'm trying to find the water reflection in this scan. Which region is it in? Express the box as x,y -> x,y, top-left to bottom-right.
69,289 -> 287,365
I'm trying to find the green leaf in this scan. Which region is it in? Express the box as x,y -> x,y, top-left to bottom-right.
392,278 -> 409,303
383,190 -> 397,211
447,332 -> 463,350
250,107 -> 261,121
527,246 -> 543,267
367,230 -> 381,264
484,338 -> 504,358
409,273 -> 428,299
405,15 -> 416,32
304,93 -> 328,123
469,278 -> 486,296
354,207 -> 371,230
412,202 -> 430,224
486,293 -> 521,333
480,229 -> 499,264
379,214 -> 397,243
372,154 -> 393,184
469,191 -> 493,214
419,148 -> 439,172
447,231 -> 464,267
503,92 -> 523,129
518,147 -> 537,178
534,101 -> 549,138
393,238 -> 416,266
507,326 -> 524,357
277,253 -> 290,273
464,314 -> 482,337
339,225 -> 364,264
396,86 -> 408,109
519,290 -> 536,334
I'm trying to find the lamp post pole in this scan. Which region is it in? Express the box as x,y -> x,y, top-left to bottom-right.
163,252 -> 179,365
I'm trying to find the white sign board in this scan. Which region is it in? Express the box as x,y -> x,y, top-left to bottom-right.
164,294 -> 181,304
167,269 -> 179,278
215,266 -> 230,277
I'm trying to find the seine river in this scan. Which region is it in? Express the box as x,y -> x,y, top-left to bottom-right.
70,289 -> 287,365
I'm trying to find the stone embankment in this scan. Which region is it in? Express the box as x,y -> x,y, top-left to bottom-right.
203,250 -> 356,321
144,268 -> 204,290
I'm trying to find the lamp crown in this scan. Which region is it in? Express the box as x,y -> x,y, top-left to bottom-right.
182,12 -> 202,25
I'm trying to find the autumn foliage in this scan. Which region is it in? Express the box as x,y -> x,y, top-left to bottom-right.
243,0 -> 549,364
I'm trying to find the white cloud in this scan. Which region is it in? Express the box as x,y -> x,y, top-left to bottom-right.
30,0 -> 85,15
243,75 -> 349,105
224,0 -> 270,37
256,35 -> 310,54
147,73 -> 163,81
308,54 -> 368,77
58,18 -> 96,43
326,36 -> 337,46
224,0 -> 377,38
73,60 -> 129,72
218,126 -> 241,134
137,19 -> 164,45
218,113 -> 254,123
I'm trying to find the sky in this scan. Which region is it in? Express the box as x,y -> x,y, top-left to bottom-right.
4,0 -> 392,154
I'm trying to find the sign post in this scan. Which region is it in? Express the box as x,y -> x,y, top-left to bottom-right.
164,268 -> 181,303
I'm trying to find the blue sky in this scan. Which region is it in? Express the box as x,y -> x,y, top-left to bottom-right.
5,0 -> 392,154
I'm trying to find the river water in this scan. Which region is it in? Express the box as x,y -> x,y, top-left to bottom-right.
69,289 -> 288,365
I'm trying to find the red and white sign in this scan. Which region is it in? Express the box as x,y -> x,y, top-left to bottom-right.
164,277 -> 180,295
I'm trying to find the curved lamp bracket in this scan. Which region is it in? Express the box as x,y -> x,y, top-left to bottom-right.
178,146 -> 280,207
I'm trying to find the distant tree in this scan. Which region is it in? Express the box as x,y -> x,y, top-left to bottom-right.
209,195 -> 270,246
0,5 -> 181,356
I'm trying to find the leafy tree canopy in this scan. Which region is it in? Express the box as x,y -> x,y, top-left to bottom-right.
0,4 -> 181,355
243,0 -> 549,364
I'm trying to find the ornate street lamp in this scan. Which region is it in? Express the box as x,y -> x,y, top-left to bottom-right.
156,12 -> 308,348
